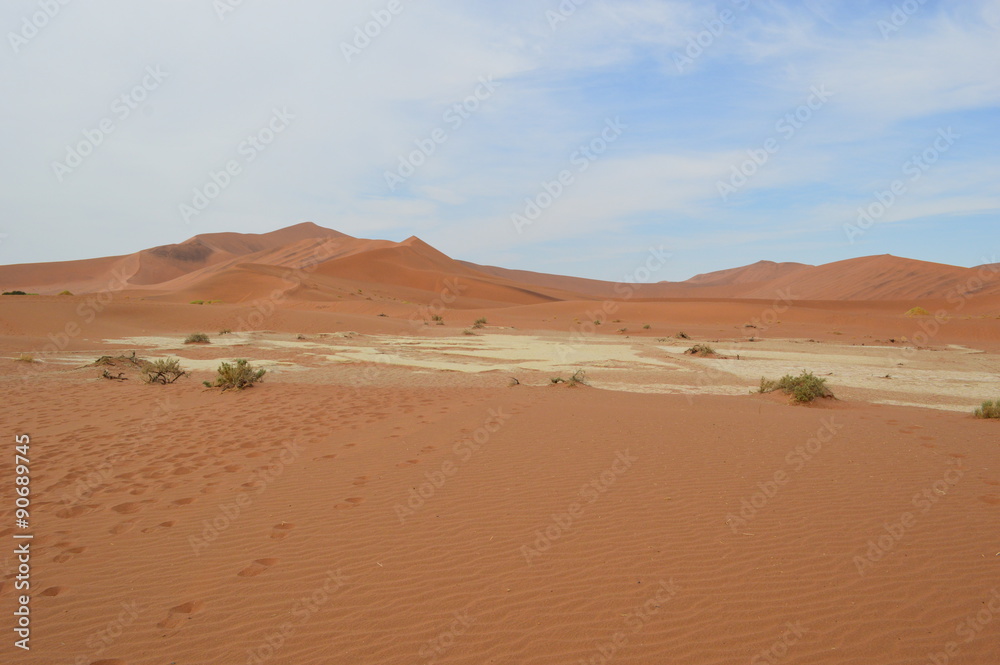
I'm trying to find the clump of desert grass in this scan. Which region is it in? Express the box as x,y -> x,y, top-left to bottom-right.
973,400 -> 1000,419
685,344 -> 716,357
142,358 -> 187,385
184,332 -> 211,344
204,359 -> 266,390
14,353 -> 36,363
758,371 -> 834,403
905,307 -> 931,317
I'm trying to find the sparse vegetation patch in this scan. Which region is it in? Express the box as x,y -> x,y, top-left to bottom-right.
204,359 -> 266,390
973,400 -> 1000,419
758,371 -> 834,403
184,333 -> 211,344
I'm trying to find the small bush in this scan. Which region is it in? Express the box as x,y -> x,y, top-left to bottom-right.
219,329 -> 232,335
643,324 -> 651,330
58,290 -> 73,296
905,307 -> 931,317
378,313 -> 388,317
184,333 -> 210,344
463,329 -> 476,335
143,358 -> 187,385
3,291 -> 27,296
431,315 -> 443,322
685,344 -> 715,356
190,300 -> 205,305
677,332 -> 690,339
759,371 -> 834,403
472,317 -> 487,329
14,353 -> 36,363
973,400 -> 1000,419
207,359 -> 266,390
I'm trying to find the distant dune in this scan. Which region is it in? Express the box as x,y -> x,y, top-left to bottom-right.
1,222 -> 998,306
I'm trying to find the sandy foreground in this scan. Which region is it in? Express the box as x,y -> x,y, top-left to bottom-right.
1,301 -> 999,665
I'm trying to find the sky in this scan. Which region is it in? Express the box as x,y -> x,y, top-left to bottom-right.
1,0 -> 998,282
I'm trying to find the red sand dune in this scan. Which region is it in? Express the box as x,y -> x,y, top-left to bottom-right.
2,223 -> 999,309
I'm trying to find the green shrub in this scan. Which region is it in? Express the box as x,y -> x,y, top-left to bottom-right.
14,353 -> 36,363
206,359 -> 266,390
973,400 -> 1000,419
472,317 -> 487,329
190,300 -> 205,305
431,315 -> 443,322
3,291 -> 27,296
184,333 -> 210,344
905,307 -> 931,317
759,371 -> 834,403
143,358 -> 187,385
58,290 -> 73,296
643,324 -> 651,330
677,332 -> 690,339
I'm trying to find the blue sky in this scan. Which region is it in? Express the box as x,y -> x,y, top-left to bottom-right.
1,0 -> 998,281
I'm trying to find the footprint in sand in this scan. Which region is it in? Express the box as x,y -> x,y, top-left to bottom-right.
313,454 -> 338,461
334,497 -> 365,510
111,502 -> 145,515
352,476 -> 369,486
41,586 -> 66,597
89,660 -> 128,665
55,504 -> 100,519
172,498 -> 197,506
396,459 -> 420,467
158,600 -> 205,629
238,558 -> 279,577
420,446 -> 436,454
982,479 -> 1000,487
53,546 -> 86,563
110,520 -> 137,535
978,495 -> 1000,505
270,523 -> 295,540
343,443 -> 357,448
141,521 -> 176,534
